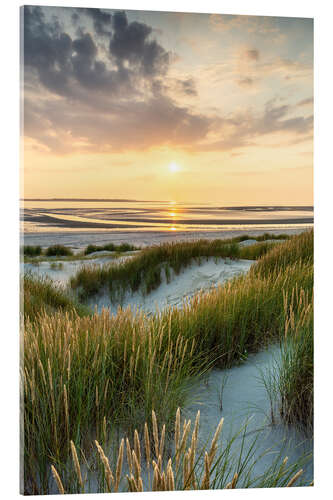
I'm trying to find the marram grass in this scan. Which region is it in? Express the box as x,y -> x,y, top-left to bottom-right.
50,409 -> 310,494
22,272 -> 90,321
69,234 -> 287,300
22,230 -> 313,494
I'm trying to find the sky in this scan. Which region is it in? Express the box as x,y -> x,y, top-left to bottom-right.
22,5 -> 313,204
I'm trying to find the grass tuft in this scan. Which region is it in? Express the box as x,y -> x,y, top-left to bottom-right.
45,245 -> 73,257
84,242 -> 139,255
23,245 -> 42,257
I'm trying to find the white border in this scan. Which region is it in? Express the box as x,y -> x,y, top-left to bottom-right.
1,1 -> 332,499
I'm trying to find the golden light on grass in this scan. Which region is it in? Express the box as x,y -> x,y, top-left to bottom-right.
51,408 -> 307,493
23,231 -> 313,494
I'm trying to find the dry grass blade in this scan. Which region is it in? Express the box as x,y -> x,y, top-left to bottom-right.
287,469 -> 303,487
114,438 -> 124,492
144,422 -> 150,468
134,429 -> 141,468
132,449 -> 141,483
159,424 -> 166,458
51,465 -> 65,494
160,471 -> 167,491
152,463 -> 160,491
179,419 -> 191,456
152,410 -> 159,458
231,472 -> 238,488
175,407 -> 181,457
201,452 -> 210,490
183,449 -> 190,489
70,440 -> 83,488
208,417 -> 224,467
126,474 -> 138,492
95,440 -> 114,492
126,437 -> 133,474
166,458 -> 175,491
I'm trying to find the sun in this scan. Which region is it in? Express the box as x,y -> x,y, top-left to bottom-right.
168,162 -> 180,173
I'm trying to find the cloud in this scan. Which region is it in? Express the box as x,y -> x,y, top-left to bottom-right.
244,49 -> 260,61
24,91 -> 211,154
109,11 -> 169,76
297,97 -> 313,107
78,8 -> 112,36
194,100 -> 313,152
210,14 -> 282,37
236,77 -> 255,88
23,7 -> 313,157
22,6 -> 212,154
23,6 -> 170,98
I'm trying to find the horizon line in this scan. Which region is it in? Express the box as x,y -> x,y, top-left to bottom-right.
21,198 -> 314,208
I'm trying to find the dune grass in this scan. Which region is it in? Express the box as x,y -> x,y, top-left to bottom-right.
22,241 -> 139,263
50,409 -> 310,494
22,230 -> 313,494
70,237 -> 283,301
22,273 -> 90,322
23,308 -> 202,494
23,245 -> 42,257
84,242 -> 139,255
278,287 -> 313,430
45,244 -> 73,257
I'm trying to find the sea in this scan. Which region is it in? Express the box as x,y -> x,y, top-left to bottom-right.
22,199 -> 313,232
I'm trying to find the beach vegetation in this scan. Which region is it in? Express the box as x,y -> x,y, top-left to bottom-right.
22,230 -> 313,493
70,237 -> 283,301
49,409 -> 310,494
22,273 -> 90,322
84,242 -> 139,255
45,244 -> 73,257
23,245 -> 42,257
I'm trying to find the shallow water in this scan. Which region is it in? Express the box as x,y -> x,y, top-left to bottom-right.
22,201 -> 313,233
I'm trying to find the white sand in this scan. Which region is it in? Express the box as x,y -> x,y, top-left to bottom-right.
22,256 -> 115,286
22,227 -> 306,251
183,345 -> 313,483
239,238 -> 285,247
90,257 -> 254,315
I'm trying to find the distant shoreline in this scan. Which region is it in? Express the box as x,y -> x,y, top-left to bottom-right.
22,226 -> 312,250
23,213 -> 313,230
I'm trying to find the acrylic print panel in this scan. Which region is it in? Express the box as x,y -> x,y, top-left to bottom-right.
20,3 -> 313,495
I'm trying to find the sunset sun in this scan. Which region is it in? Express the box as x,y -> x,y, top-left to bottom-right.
168,162 -> 180,173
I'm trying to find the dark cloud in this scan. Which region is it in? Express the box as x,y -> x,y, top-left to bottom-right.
179,78 -> 197,96
23,7 -> 312,156
245,49 -> 260,61
81,8 -> 112,36
110,11 -> 169,76
23,6 -> 170,97
23,6 -> 211,154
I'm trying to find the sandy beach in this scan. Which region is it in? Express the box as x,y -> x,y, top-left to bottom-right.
22,226 -> 310,252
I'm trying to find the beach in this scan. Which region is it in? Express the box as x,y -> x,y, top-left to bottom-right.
21,218 -> 314,494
